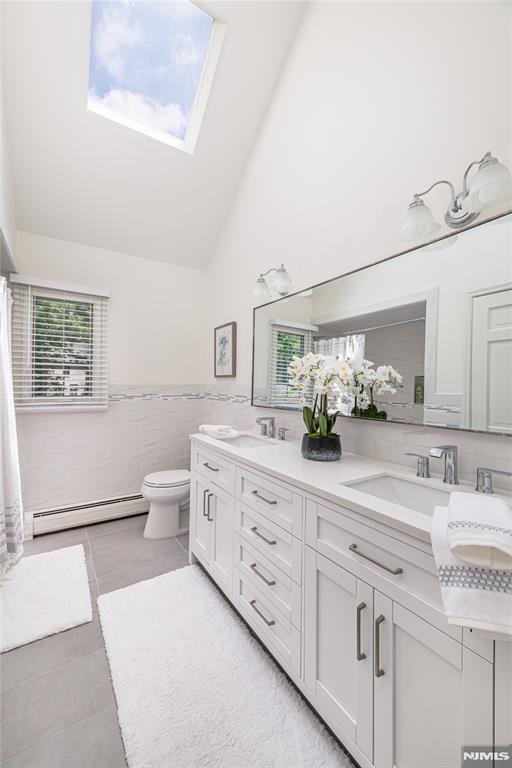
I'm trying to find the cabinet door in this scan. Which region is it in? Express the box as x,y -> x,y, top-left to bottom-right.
304,547 -> 373,761
190,475 -> 211,564
374,593 -> 494,768
209,485 -> 234,596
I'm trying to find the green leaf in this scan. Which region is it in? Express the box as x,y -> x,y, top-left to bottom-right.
318,412 -> 328,438
303,406 -> 314,433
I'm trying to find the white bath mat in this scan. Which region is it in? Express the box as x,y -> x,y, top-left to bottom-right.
1,544 -> 93,652
98,564 -> 353,768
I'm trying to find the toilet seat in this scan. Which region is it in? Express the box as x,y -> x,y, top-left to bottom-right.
143,469 -> 190,489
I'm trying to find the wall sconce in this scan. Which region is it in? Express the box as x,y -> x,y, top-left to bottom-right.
401,151 -> 512,242
253,264 -> 293,301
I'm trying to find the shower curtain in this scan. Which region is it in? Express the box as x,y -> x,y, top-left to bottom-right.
313,334 -> 365,362
313,334 -> 366,414
0,276 -> 23,579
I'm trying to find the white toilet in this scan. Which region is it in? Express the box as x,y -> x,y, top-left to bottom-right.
141,469 -> 191,539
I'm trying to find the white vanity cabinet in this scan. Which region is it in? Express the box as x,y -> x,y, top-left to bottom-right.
373,594 -> 493,768
304,547 -> 374,761
190,438 -> 500,768
190,472 -> 234,596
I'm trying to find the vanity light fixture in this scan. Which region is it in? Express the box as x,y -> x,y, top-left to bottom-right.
401,151 -> 512,242
253,264 -> 293,301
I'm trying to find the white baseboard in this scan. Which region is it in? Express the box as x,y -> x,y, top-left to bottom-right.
32,496 -> 150,536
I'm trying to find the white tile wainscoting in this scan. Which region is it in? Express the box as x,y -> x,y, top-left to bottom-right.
17,384 -> 512,535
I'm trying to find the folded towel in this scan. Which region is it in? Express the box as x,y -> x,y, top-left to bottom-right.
198,424 -> 240,439
431,506 -> 512,637
447,491 -> 512,571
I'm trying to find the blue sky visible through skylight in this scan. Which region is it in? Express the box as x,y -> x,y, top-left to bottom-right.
88,1 -> 214,143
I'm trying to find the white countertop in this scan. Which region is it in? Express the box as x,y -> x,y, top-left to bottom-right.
190,432 -> 512,545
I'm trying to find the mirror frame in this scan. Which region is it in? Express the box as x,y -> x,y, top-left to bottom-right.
251,208 -> 512,436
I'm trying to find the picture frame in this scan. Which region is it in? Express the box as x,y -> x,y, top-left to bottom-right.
214,321 -> 237,377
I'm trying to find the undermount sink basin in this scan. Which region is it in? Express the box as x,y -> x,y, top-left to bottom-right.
346,474 -> 451,516
219,434 -> 275,449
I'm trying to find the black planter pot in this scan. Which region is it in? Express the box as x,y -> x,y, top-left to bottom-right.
301,434 -> 342,462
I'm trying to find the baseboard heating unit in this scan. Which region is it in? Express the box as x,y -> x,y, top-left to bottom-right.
32,494 -> 150,535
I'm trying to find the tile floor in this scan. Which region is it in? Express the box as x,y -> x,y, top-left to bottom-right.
1,514 -> 189,768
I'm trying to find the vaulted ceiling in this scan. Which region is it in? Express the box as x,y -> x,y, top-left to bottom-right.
2,1 -> 304,268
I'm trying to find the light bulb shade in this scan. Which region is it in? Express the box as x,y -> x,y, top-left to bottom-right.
273,265 -> 293,295
253,276 -> 271,301
400,200 -> 441,242
464,159 -> 512,213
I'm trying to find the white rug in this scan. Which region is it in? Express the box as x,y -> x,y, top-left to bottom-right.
98,564 -> 353,768
1,544 -> 93,652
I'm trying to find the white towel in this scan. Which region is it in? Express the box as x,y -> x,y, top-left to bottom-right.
447,491 -> 512,570
198,424 -> 239,439
431,506 -> 512,637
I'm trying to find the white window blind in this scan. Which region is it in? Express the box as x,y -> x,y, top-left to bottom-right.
267,322 -> 314,408
10,277 -> 109,411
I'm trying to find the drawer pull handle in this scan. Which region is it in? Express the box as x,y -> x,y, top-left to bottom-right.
356,601 -> 366,661
250,526 -> 277,546
250,599 -> 275,626
251,490 -> 277,505
203,462 -> 219,472
250,562 -> 276,586
374,614 -> 385,678
202,488 -> 210,517
349,543 -> 403,576
206,492 -> 214,522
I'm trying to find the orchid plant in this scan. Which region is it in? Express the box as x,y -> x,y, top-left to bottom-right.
288,353 -> 403,430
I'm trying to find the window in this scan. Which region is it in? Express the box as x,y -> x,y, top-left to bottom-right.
267,322 -> 314,407
87,1 -> 225,154
10,277 -> 109,411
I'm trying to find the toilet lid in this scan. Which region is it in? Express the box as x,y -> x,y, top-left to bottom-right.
143,469 -> 191,488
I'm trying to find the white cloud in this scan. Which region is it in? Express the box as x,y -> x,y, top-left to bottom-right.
89,88 -> 188,139
94,6 -> 141,79
171,33 -> 203,74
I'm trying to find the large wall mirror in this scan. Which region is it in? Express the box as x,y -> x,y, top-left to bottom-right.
252,210 -> 512,435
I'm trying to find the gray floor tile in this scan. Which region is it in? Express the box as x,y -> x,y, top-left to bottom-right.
1,613 -> 104,692
90,525 -> 185,578
22,527 -> 88,556
177,533 -> 189,552
97,550 -> 189,594
1,649 -> 115,760
2,705 -> 127,768
86,513 -> 148,539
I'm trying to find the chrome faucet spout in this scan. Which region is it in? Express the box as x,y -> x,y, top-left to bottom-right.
429,445 -> 459,485
256,416 -> 276,439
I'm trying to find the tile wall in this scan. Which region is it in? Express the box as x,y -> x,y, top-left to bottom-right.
17,383 -> 512,519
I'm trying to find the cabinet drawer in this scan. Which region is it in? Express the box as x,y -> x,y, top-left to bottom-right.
237,502 -> 302,584
305,499 -> 442,613
234,567 -> 301,675
192,444 -> 235,493
236,467 -> 303,537
233,533 -> 301,629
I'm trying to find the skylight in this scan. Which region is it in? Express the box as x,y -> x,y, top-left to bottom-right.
88,1 -> 225,153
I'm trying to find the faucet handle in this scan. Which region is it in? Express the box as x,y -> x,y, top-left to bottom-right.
404,452 -> 430,478
476,466 -> 512,494
278,427 -> 290,441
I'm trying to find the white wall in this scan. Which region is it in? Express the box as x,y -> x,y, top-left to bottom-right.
16,231 -> 209,385
204,0 -> 512,485
14,231 -> 209,518
0,2 -> 16,263
207,1 -> 512,387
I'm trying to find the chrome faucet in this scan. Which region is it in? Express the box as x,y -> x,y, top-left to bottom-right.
404,452 -> 430,478
476,467 -> 512,494
429,445 -> 459,485
256,416 -> 276,439
277,426 -> 290,441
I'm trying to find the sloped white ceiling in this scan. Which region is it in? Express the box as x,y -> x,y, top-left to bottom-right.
3,1 -> 304,268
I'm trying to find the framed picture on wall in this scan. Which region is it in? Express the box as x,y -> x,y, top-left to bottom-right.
214,322 -> 237,377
